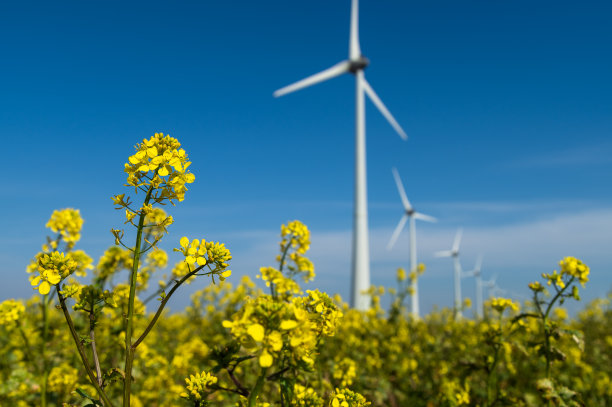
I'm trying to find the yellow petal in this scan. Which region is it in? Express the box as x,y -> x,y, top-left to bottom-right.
38,281 -> 51,295
48,273 -> 61,285
180,237 -> 189,248
247,324 -> 265,342
146,147 -> 158,158
280,320 -> 298,330
259,351 -> 273,368
221,270 -> 231,278
158,166 -> 169,176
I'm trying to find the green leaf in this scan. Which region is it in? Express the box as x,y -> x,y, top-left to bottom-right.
74,388 -> 103,406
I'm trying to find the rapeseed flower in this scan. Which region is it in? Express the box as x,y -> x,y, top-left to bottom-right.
0,299 -> 25,326
30,252 -> 77,295
124,133 -> 195,202
46,208 -> 84,246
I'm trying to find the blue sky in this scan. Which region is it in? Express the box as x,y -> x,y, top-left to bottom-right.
2,0 -> 611,315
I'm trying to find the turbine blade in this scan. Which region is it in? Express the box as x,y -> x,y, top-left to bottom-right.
391,167 -> 411,210
452,228 -> 463,253
349,0 -> 361,60
414,212 -> 437,223
273,61 -> 351,98
387,214 -> 409,250
361,77 -> 408,140
434,250 -> 453,258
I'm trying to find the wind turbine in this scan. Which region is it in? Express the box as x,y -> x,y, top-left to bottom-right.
387,167 -> 436,318
435,229 -> 464,318
463,255 -> 483,318
483,275 -> 501,298
273,0 -> 407,310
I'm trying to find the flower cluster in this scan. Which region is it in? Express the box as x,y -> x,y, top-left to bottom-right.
180,371 -> 217,404
559,256 -> 589,286
280,220 -> 310,254
294,384 -> 324,406
490,297 -> 519,314
541,256 -> 590,290
123,133 -> 195,202
0,299 -> 25,326
223,289 -> 342,369
302,290 -> 343,336
45,208 -> 84,246
143,207 -> 174,239
30,252 -> 77,295
259,267 -> 301,295
94,246 -> 133,283
175,237 -> 232,281
329,388 -> 370,407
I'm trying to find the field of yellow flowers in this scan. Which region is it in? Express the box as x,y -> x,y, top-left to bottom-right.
1,134 -> 611,407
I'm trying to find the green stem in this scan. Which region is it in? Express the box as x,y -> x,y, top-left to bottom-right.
123,185 -> 154,407
89,305 -> 103,388
486,314 -> 503,407
540,277 -> 573,379
278,242 -> 291,273
132,265 -> 204,349
247,369 -> 268,407
41,294 -> 48,407
57,290 -> 114,407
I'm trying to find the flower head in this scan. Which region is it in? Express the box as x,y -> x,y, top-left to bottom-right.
0,299 -> 25,326
124,133 -> 195,202
180,371 -> 217,402
46,209 -> 84,246
30,252 -> 77,295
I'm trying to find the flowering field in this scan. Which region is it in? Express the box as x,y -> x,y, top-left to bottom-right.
1,134 -> 611,407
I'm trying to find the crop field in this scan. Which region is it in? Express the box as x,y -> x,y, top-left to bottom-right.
1,134 -> 610,407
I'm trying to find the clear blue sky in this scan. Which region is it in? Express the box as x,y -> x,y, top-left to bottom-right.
2,0 -> 611,315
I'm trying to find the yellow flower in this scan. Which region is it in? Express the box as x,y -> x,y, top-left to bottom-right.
248,323 -> 265,342
182,371 -> 217,402
31,252 -> 77,295
559,256 -> 590,286
124,133 -> 195,202
46,208 -> 84,246
490,297 -> 518,314
259,350 -> 273,367
0,299 -> 25,326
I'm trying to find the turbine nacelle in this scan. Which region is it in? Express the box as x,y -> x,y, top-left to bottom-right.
348,56 -> 370,73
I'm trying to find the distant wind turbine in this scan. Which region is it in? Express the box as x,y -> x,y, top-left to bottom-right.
483,275 -> 501,299
435,229 -> 464,318
463,255 -> 483,318
273,0 -> 407,310
387,167 -> 436,318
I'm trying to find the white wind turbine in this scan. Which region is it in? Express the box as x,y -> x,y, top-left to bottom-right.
273,0 -> 407,310
435,229 -> 464,318
463,255 -> 483,318
387,167 -> 436,318
483,275 -> 501,299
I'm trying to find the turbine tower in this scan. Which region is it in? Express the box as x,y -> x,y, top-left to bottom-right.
435,229 -> 464,318
273,0 -> 407,310
387,167 -> 436,318
463,255 -> 483,318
